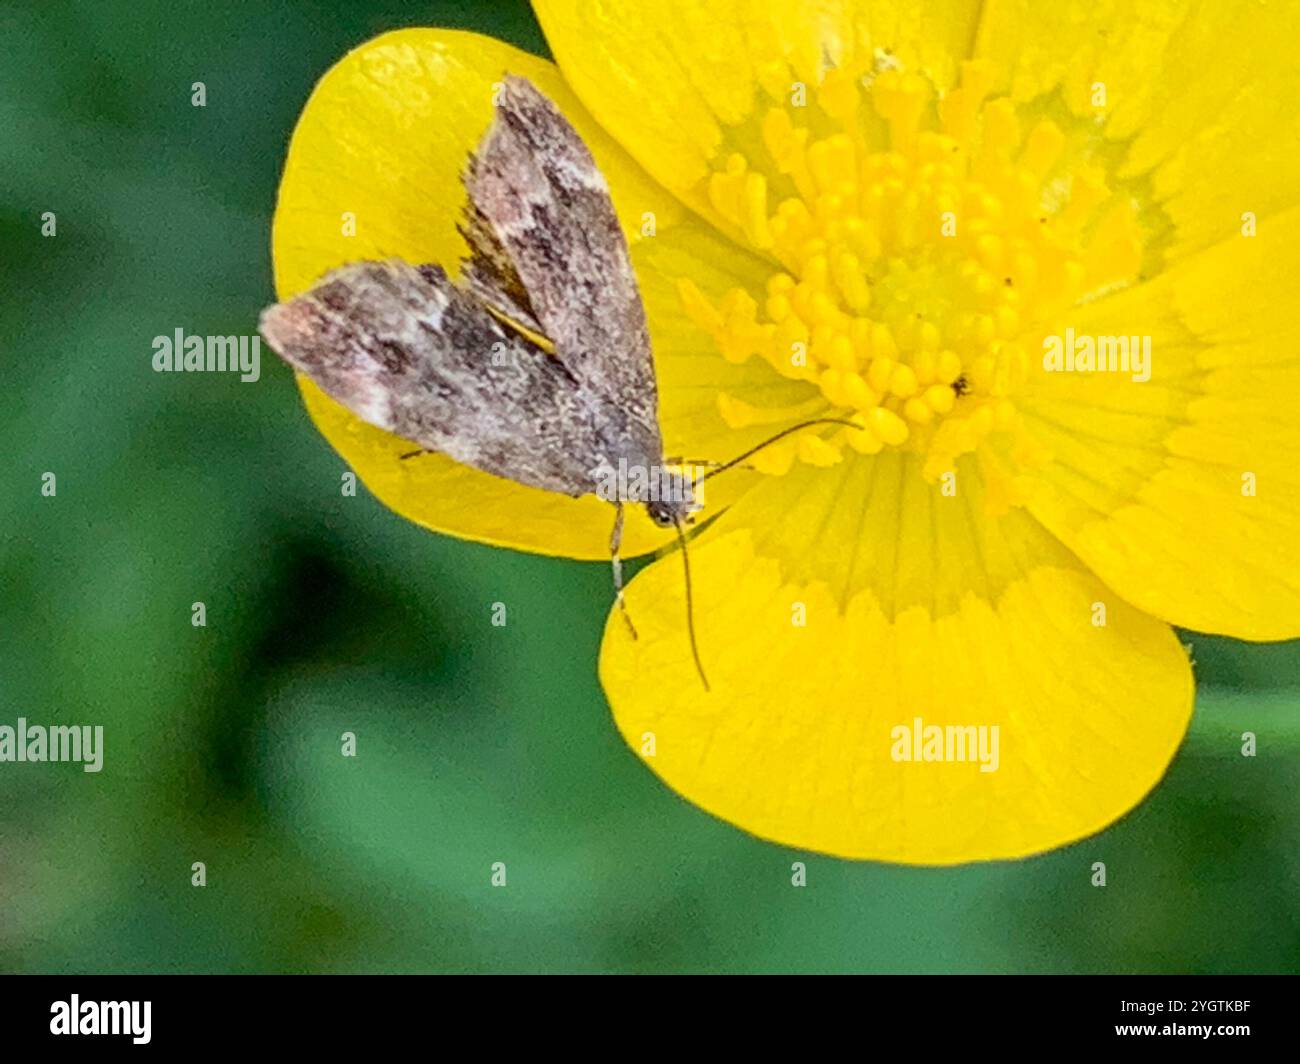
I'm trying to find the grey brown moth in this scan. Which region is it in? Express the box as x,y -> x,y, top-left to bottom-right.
260,76 -> 711,682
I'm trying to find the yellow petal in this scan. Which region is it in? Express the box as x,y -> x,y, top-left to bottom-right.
633,214 -> 820,474
1015,206 -> 1300,641
601,452 -> 1193,863
533,0 -> 984,239
272,29 -> 690,559
972,0 -> 1300,266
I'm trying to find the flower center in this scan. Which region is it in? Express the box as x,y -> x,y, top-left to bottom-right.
679,58 -> 1145,489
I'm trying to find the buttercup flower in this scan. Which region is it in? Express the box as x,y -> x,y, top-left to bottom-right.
270,2 -> 1300,863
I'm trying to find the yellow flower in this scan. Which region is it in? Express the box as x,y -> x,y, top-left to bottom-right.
271,3 -> 1300,863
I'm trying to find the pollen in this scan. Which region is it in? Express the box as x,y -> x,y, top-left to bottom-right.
684,58 -> 1145,489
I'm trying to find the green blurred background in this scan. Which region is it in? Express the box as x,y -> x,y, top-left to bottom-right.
1,0 -> 1297,974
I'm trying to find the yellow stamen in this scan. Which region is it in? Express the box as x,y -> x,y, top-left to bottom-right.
679,55 -> 1143,494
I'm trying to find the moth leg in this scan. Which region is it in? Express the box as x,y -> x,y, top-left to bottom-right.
610,503 -> 638,641
399,449 -> 434,460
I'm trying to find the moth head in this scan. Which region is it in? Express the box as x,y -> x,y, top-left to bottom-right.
645,497 -> 697,528
644,462 -> 705,528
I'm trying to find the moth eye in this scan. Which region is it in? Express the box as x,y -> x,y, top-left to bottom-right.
646,503 -> 676,527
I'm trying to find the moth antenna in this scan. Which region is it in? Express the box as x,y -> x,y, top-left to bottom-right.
675,517 -> 710,692
701,417 -> 864,482
672,416 -> 860,690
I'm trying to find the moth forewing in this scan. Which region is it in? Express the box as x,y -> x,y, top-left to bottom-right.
460,76 -> 666,471
259,259 -> 608,498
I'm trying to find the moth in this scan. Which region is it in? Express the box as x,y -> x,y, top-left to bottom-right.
260,76 -> 713,683
260,76 -> 849,690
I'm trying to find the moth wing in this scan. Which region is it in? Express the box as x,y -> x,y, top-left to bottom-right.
461,76 -> 661,453
458,198 -> 548,341
259,260 -> 607,497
